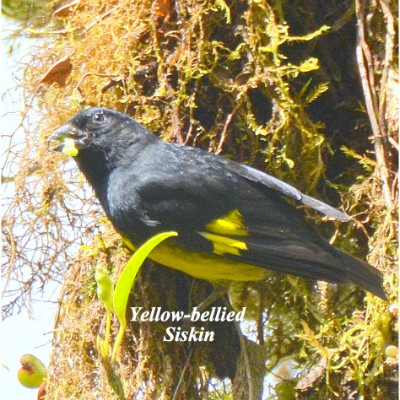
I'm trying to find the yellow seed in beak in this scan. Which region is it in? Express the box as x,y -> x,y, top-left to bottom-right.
62,138 -> 79,157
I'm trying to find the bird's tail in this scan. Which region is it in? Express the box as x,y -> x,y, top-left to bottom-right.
334,248 -> 386,299
240,236 -> 387,299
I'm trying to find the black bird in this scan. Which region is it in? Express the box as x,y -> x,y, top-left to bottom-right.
49,107 -> 385,299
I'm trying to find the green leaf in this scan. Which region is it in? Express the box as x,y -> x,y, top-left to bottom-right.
112,231 -> 178,362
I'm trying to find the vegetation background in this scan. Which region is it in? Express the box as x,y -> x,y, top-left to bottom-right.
2,0 -> 398,399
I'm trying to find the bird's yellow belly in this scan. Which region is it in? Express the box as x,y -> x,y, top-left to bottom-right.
148,243 -> 267,281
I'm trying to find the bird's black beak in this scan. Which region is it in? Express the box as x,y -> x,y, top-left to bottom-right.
48,123 -> 85,156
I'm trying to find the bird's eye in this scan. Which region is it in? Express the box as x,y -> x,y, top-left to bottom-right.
92,112 -> 106,124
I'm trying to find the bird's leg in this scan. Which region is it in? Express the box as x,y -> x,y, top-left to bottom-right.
194,283 -> 230,312
181,283 -> 230,331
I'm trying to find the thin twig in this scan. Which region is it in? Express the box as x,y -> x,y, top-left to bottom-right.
354,0 -> 394,210
378,0 -> 395,142
216,102 -> 243,154
172,346 -> 194,400
235,322 -> 254,400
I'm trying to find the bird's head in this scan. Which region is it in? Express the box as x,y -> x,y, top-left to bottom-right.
49,107 -> 152,159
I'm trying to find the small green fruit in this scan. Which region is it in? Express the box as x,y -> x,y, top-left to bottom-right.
385,345 -> 398,359
17,354 -> 47,388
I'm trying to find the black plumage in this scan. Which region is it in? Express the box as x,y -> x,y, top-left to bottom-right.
49,107 -> 386,299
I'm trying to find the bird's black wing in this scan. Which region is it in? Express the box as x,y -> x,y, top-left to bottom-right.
220,159 -> 351,222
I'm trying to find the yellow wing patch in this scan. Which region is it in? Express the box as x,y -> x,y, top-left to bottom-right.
200,232 -> 248,256
203,209 -> 249,256
205,209 -> 248,236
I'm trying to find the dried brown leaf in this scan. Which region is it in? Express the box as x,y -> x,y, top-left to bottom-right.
39,55 -> 73,87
